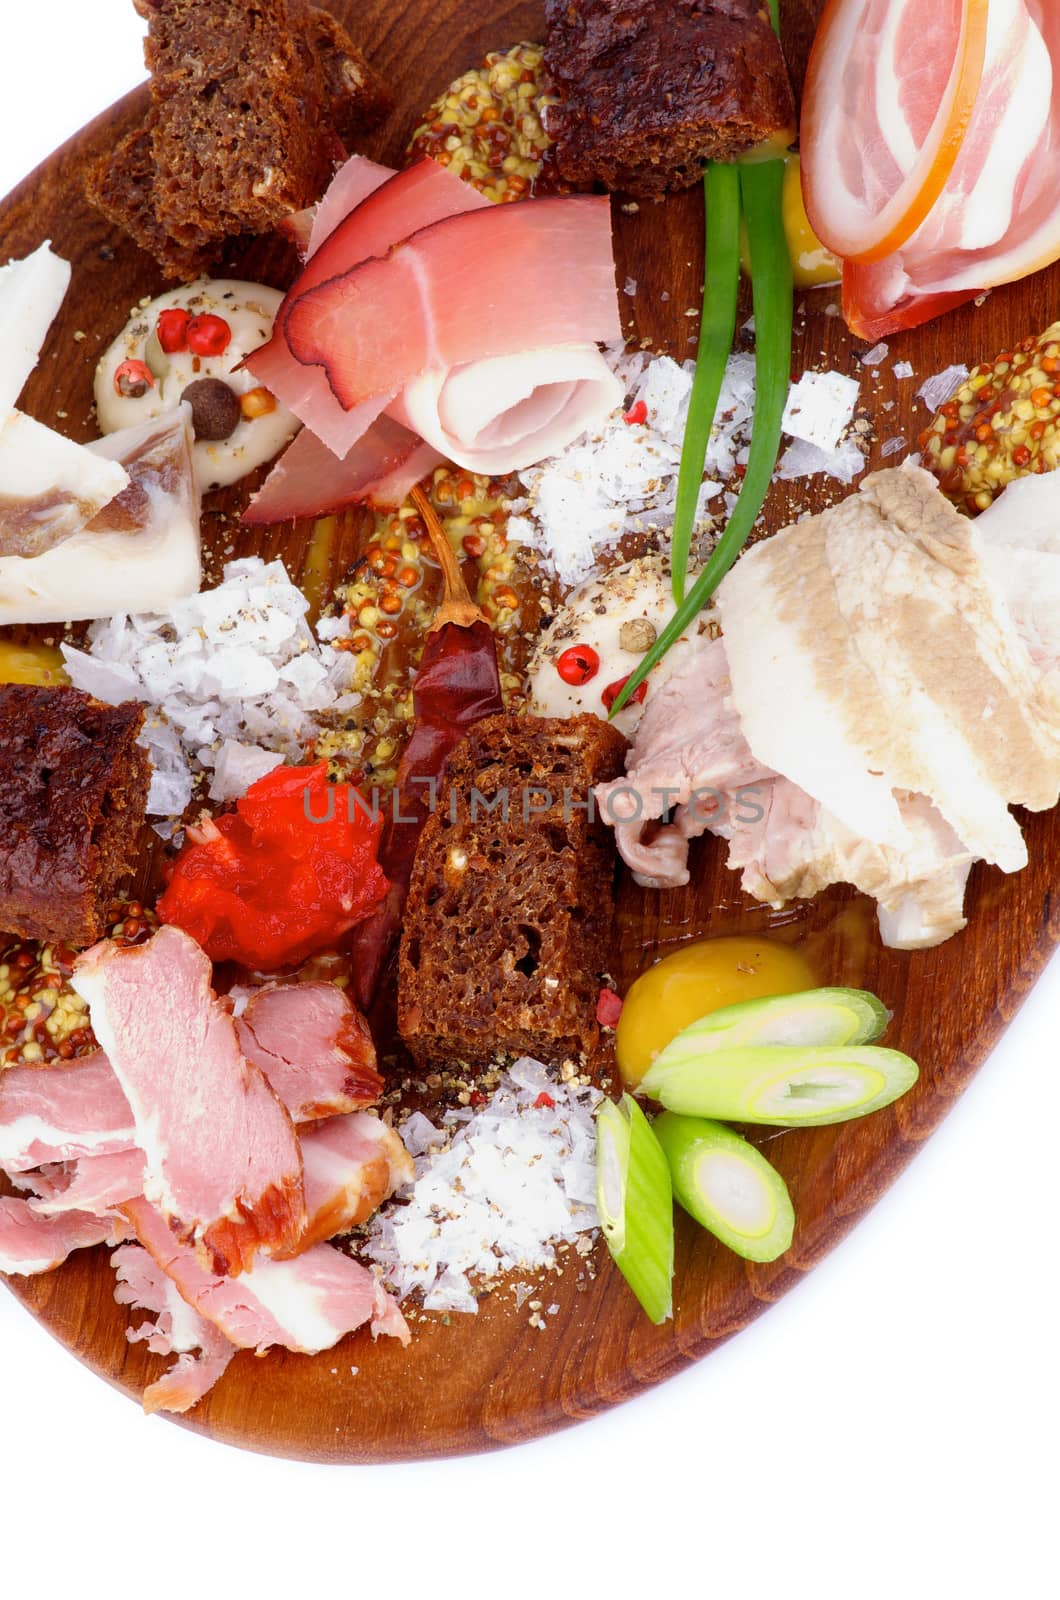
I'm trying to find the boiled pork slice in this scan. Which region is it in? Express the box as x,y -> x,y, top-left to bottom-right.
73,926 -> 306,1276
598,465 -> 1060,949
718,466 -> 1060,873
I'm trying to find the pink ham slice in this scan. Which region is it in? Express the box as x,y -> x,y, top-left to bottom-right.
26,1148 -> 146,1217
113,1243 -> 235,1414
73,926 -> 305,1277
235,980 -> 383,1120
281,154 -> 395,260
0,1052 -> 135,1172
274,1112 -> 413,1256
123,1194 -> 409,1354
242,415 -> 443,523
285,195 -> 623,412
0,1196 -> 111,1275
245,159 -> 489,459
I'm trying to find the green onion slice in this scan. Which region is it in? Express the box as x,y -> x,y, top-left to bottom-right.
654,1112 -> 794,1262
671,161 -> 741,603
610,157 -> 793,717
649,987 -> 889,1062
595,1093 -> 674,1324
640,1043 -> 919,1128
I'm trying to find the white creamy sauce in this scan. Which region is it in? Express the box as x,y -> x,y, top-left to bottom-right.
94,278 -> 298,490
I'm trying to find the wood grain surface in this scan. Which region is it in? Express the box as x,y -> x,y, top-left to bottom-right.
3,0 -> 1059,1462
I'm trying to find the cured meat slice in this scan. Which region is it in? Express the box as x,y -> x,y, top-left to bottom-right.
26,1148 -> 146,1217
0,1052 -> 135,1172
242,415 -> 442,523
113,1243 -> 235,1414
0,411 -> 129,556
281,153 -> 395,261
0,1197 -> 110,1275
73,926 -> 305,1275
392,344 -> 624,475
123,1195 -> 409,1353
801,0 -> 989,262
285,195 -> 622,411
275,1113 -> 412,1255
235,981 -> 383,1120
245,158 -> 487,459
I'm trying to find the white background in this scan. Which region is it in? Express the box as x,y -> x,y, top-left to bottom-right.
0,5 -> 1055,1594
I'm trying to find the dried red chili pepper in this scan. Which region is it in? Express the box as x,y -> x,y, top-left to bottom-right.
347,487 -> 504,1009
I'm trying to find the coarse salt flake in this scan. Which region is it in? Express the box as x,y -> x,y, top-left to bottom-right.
781,370 -> 861,453
360,1058 -> 601,1311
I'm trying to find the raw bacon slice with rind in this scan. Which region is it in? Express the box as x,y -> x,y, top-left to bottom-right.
284,195 -> 623,412
806,0 -> 1060,338
802,0 -> 989,263
73,926 -> 305,1276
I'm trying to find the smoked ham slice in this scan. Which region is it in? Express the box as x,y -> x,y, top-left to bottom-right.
113,1243 -> 235,1414
803,0 -> 1060,337
122,1195 -> 409,1354
235,981 -> 383,1120
0,1052 -> 135,1172
73,926 -> 305,1275
0,1197 -> 111,1275
277,1112 -> 413,1256
285,195 -> 622,411
25,1149 -> 146,1216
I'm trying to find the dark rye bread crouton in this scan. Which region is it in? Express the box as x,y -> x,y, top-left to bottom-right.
88,0 -> 392,278
0,686 -> 150,948
543,0 -> 796,197
398,714 -> 627,1069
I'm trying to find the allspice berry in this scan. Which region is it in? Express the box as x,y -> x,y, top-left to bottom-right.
181,377 -> 242,442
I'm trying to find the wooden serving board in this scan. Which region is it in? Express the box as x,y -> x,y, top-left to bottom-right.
3,0 -> 1059,1463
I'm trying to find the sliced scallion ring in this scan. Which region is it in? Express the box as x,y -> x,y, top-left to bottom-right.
640,1043 -> 919,1127
654,1113 -> 794,1262
595,1094 -> 674,1324
651,986 -> 889,1058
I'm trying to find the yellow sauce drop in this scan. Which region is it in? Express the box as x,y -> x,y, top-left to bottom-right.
616,935 -> 817,1088
0,641 -> 69,687
739,155 -> 842,290
302,515 -> 339,625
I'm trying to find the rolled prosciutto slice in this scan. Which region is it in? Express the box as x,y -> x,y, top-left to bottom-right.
235,981 -> 383,1121
123,1195 -> 409,1353
285,195 -> 622,412
246,158 -> 488,459
73,926 -> 305,1275
0,1196 -> 111,1275
113,1243 -> 235,1414
393,343 -> 623,475
0,1052 -> 135,1172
